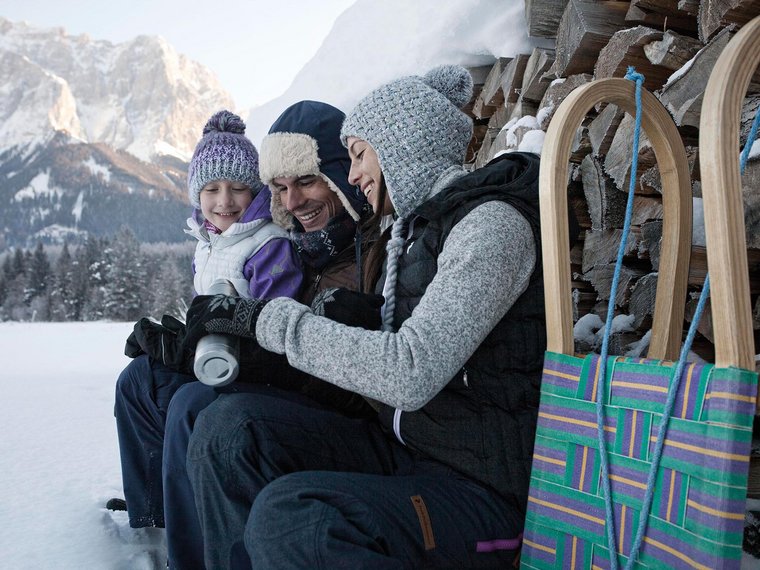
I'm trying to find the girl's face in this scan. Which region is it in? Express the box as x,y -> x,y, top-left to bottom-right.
199,179 -> 253,232
346,137 -> 394,216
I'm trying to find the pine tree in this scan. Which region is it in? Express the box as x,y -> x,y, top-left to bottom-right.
25,242 -> 51,304
103,226 -> 146,321
78,235 -> 109,320
2,249 -> 29,320
48,242 -> 75,321
148,254 -> 188,319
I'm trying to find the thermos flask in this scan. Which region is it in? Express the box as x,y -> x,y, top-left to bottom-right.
193,279 -> 240,387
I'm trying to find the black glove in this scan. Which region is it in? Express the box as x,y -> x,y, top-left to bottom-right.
183,294 -> 269,349
311,287 -> 384,331
124,314 -> 194,375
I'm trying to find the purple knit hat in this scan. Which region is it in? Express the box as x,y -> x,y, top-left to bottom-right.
187,110 -> 263,208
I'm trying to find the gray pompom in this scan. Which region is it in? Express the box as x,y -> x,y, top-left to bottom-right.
203,110 -> 246,135
422,65 -> 473,109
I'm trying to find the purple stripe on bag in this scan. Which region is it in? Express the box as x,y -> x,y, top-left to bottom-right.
570,444 -> 597,493
703,373 -> 757,418
641,525 -> 725,569
529,488 -> 606,536
533,443 -> 567,477
475,533 -> 523,552
620,408 -> 649,460
522,528 -> 557,564
655,468 -> 685,523
672,362 -> 707,420
562,533 -> 588,568
613,501 -> 636,558
608,462 -> 648,502
649,425 -> 750,474
686,487 -> 746,534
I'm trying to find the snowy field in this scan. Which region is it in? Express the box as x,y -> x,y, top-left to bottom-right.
1,321 -> 757,569
0,321 -> 167,569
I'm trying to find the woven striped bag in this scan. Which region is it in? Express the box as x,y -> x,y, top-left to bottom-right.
521,18 -> 760,570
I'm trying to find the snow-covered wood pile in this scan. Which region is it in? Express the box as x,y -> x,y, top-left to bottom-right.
465,0 -> 760,365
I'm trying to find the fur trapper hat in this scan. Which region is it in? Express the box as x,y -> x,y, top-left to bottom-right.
260,100 -> 366,230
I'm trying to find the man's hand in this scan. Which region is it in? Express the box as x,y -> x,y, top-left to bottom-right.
311,287 -> 384,330
183,294 -> 269,349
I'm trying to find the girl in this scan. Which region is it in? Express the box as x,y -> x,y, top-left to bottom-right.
113,110 -> 302,567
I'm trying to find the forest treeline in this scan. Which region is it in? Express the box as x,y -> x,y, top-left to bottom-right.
0,226 -> 195,322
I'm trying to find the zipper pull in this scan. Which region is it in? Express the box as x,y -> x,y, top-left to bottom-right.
462,368 -> 469,387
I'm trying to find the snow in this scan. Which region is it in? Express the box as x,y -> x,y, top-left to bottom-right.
245,0 -> 546,146
83,156 -> 111,183
0,321 -> 168,568
13,169 -> 62,201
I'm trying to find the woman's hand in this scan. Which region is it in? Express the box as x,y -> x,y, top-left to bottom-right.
183,295 -> 268,348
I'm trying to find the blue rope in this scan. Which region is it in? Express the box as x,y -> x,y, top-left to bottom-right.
595,66 -> 644,569
740,106 -> 760,173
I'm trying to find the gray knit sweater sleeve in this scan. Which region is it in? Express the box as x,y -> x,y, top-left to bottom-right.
256,201 -> 536,411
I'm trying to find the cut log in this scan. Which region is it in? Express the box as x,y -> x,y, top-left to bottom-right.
631,195 -> 665,225
500,54 -> 531,104
594,26 -> 670,92
584,263 -> 646,306
487,104 -> 511,132
589,104 -> 625,157
465,123 -> 489,164
656,25 -> 735,128
643,30 -> 704,71
604,114 -> 658,192
684,295 -> 714,342
625,1 -> 698,35
538,73 -> 594,129
688,245 -> 760,293
508,98 -> 539,123
582,228 -> 643,273
581,154 -> 627,230
629,272 -> 659,329
698,0 -> 760,42
636,144 -> 696,195
521,48 -> 556,103
742,160 -> 760,249
678,0 -> 701,16
472,58 -> 512,119
570,120 -> 593,163
551,0 -> 631,77
462,65 -> 494,117
640,220 -> 663,269
525,0 -> 571,38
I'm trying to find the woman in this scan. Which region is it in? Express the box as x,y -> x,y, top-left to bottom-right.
183,65 -> 546,569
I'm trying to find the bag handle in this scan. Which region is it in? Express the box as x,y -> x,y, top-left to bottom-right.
540,78 -> 692,360
699,15 -> 760,376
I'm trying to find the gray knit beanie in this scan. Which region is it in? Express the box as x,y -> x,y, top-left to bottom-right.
187,110 -> 262,208
340,65 -> 474,218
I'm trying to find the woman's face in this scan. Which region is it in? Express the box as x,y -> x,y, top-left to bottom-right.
199,179 -> 253,232
346,137 -> 393,216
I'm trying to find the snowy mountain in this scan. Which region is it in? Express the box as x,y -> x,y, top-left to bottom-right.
0,17 -> 236,247
0,17 -> 235,162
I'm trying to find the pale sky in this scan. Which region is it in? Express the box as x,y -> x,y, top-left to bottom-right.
1,0 -> 356,111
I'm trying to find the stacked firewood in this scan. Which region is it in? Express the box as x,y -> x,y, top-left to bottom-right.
465,0 -> 760,362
